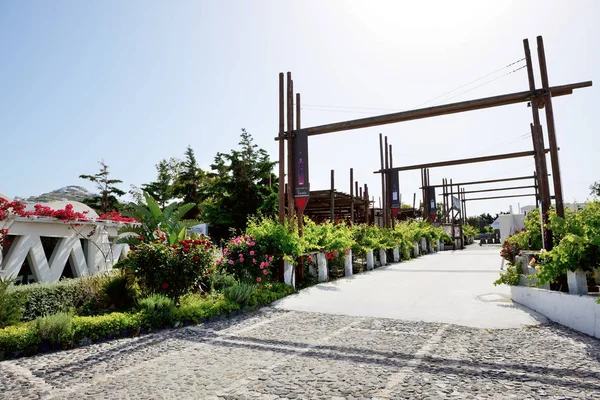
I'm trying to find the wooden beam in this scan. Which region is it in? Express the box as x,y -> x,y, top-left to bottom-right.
375,149 -> 550,173
273,81 -> 591,139
424,175 -> 538,189
443,185 -> 537,195
464,193 -> 537,202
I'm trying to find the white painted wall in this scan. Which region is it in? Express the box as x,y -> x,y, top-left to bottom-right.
511,286 -> 600,339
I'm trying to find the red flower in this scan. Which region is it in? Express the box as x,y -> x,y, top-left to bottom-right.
139,236 -> 145,241
162,282 -> 169,289
193,255 -> 199,261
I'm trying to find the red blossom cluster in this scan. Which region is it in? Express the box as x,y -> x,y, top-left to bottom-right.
97,211 -> 138,223
29,204 -> 89,222
325,251 -> 337,260
0,198 -> 28,221
0,228 -> 9,248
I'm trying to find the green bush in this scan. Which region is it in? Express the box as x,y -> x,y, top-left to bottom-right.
175,293 -> 216,323
72,312 -> 141,343
224,284 -> 256,306
209,270 -> 238,292
0,278 -> 24,328
137,294 -> 176,328
119,238 -> 216,299
252,282 -> 295,305
0,323 -> 40,358
494,263 -> 522,286
7,272 -> 125,321
36,312 -> 74,349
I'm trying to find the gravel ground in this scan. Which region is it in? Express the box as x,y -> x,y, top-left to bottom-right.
1,307 -> 600,400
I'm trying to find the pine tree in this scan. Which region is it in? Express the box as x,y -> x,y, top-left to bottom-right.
79,160 -> 125,214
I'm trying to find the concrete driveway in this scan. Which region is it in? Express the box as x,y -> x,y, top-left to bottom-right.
274,244 -> 546,329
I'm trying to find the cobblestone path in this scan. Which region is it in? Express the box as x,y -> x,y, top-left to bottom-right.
2,308 -> 600,399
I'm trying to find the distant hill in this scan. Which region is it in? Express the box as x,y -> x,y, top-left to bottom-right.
24,186 -> 97,203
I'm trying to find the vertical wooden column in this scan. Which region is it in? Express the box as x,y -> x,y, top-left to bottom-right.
384,136 -> 389,227
524,39 -> 551,249
286,73 -> 295,222
364,184 -> 369,224
378,134 -> 386,228
389,143 -> 395,229
296,92 -> 304,283
350,168 -> 354,223
537,35 -> 564,218
534,171 -> 540,208
278,73 -> 285,224
330,170 -> 335,221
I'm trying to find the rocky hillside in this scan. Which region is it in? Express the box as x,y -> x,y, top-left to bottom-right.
24,186 -> 96,203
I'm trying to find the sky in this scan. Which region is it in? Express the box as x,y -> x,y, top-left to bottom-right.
0,0 -> 598,217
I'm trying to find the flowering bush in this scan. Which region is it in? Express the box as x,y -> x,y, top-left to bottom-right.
119,237 -> 216,299
217,235 -> 273,284
97,211 -> 137,223
28,204 -> 89,222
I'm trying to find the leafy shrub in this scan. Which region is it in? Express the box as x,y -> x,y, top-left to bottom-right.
36,312 -> 74,349
175,293 -> 215,323
217,234 -> 273,284
0,278 -> 24,328
209,270 -> 238,292
7,273 -> 125,321
120,237 -> 216,299
252,282 -> 295,305
101,272 -> 136,310
246,216 -> 303,259
0,322 -> 40,358
224,284 -> 256,306
137,294 -> 176,328
494,263 -> 522,286
303,219 -> 354,254
72,312 -> 141,343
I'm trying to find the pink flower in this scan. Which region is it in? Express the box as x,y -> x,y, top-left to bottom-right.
240,258 -> 244,262
249,251 -> 255,256
264,262 -> 269,267
256,277 -> 262,283
262,269 -> 268,275
260,262 -> 265,268
252,258 -> 257,263
245,235 -> 250,240
239,253 -> 243,258
223,248 -> 228,255
249,241 -> 255,246
269,256 -> 273,262
228,260 -> 234,265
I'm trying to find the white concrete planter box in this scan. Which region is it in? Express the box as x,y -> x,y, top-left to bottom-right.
436,239 -> 440,252
412,242 -> 419,258
511,286 -> 600,339
420,237 -> 427,252
344,250 -> 353,277
567,269 -> 588,295
379,249 -> 387,266
366,250 -> 374,270
392,247 -> 400,262
283,259 -> 295,288
317,252 -> 328,282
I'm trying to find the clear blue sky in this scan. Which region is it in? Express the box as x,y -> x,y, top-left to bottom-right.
1,1 -> 597,216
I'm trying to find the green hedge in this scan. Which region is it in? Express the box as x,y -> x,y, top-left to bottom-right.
7,272 -> 129,321
0,282 -> 294,360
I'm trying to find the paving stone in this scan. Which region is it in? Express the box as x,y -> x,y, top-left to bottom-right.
1,308 -> 600,399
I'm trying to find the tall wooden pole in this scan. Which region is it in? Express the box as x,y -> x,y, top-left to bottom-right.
379,134 -> 386,228
384,136 -> 389,227
286,73 -> 295,222
537,36 -> 565,218
364,184 -> 369,224
389,143 -> 395,229
278,73 -> 285,224
524,39 -> 551,249
350,168 -> 354,223
330,170 -> 335,221
296,92 -> 304,283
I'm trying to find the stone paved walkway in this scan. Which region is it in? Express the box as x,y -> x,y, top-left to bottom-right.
2,246 -> 600,399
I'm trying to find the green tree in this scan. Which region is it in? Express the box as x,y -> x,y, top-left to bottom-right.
79,160 -> 125,214
202,129 -> 278,239
142,158 -> 179,208
590,181 -> 600,197
172,146 -> 207,219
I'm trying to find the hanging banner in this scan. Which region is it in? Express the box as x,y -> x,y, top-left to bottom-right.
293,130 -> 310,213
390,170 -> 400,209
428,187 -> 436,217
452,196 -> 461,211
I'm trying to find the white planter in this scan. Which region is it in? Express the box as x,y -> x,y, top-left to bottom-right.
283,259 -> 295,288
366,250 -> 374,270
317,252 -> 328,282
567,269 -> 588,295
393,247 -> 400,262
511,286 -> 600,339
413,242 -> 419,258
436,239 -> 440,252
421,237 -> 427,252
344,250 -> 353,277
309,255 -> 317,277
379,249 -> 387,266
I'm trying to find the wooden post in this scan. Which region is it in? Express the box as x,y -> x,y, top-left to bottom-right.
350,168 -> 354,223
537,35 -> 565,218
278,73 -> 285,224
330,169 -> 335,221
534,171 -> 540,208
296,92 -> 304,283
524,39 -> 551,249
412,193 -> 416,210
389,143 -> 395,228
364,184 -> 369,224
286,73 -> 295,222
384,136 -> 389,227
379,134 -> 386,228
